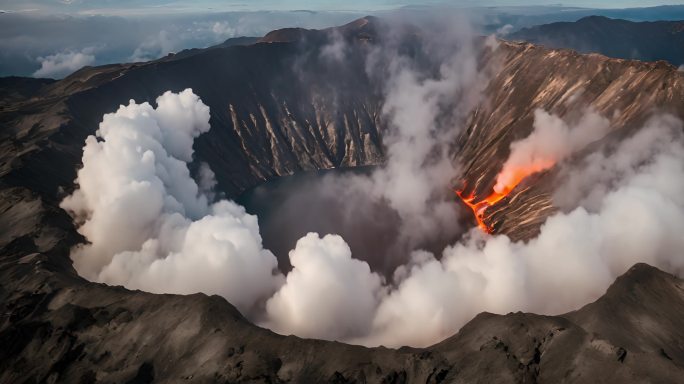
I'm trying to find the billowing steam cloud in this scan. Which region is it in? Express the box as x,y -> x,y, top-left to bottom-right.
61,89 -> 283,313
265,233 -> 384,340
494,108 -> 610,195
356,113 -> 684,347
553,114 -> 683,212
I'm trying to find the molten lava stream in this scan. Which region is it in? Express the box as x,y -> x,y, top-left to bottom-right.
456,163 -> 555,233
455,190 -> 499,233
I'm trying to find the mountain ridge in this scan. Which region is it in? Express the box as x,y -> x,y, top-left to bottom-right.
510,16 -> 684,67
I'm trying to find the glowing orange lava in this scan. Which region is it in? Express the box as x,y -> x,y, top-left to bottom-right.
456,191 -> 492,232
456,162 -> 555,233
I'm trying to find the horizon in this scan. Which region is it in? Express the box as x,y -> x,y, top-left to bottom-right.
1,1 -> 684,15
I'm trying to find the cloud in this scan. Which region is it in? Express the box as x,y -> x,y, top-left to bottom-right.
130,30 -> 176,61
358,14 -> 487,249
494,108 -> 610,195
553,114 -> 684,212
61,89 -> 283,314
265,233 -> 384,340
496,23 -> 514,36
357,114 -> 684,347
484,34 -> 499,50
319,30 -> 347,62
196,161 -> 218,201
255,110 -> 684,349
255,14 -> 488,277
33,47 -> 95,78
211,21 -> 236,38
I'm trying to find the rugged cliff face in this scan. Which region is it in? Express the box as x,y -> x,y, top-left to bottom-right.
0,26 -> 384,202
2,16 -> 684,382
456,40 -> 684,240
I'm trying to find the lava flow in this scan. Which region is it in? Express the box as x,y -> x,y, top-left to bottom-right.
456,162 -> 556,233
455,189 -> 506,233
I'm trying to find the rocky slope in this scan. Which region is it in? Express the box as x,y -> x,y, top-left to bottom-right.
2,16 -> 684,382
457,40 -> 684,240
433,264 -> 684,383
2,243 -> 683,382
0,17 -> 386,208
0,76 -> 56,105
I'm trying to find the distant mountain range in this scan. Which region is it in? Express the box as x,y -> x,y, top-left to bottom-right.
510,16 -> 684,66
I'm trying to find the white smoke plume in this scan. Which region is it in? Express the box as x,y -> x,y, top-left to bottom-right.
197,161 -> 219,201
352,15 -> 489,251
262,15 -> 490,278
61,89 -> 283,314
494,108 -> 610,194
356,113 -> 684,347
265,233 -> 384,340
553,114 -> 683,212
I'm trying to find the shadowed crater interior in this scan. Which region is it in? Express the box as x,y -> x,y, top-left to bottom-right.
237,167 -> 470,277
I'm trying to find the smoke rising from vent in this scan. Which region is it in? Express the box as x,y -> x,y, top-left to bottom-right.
553,114 -> 684,212
494,108 -> 610,195
320,14 -> 488,263
243,15 -> 489,278
357,113 -> 684,347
